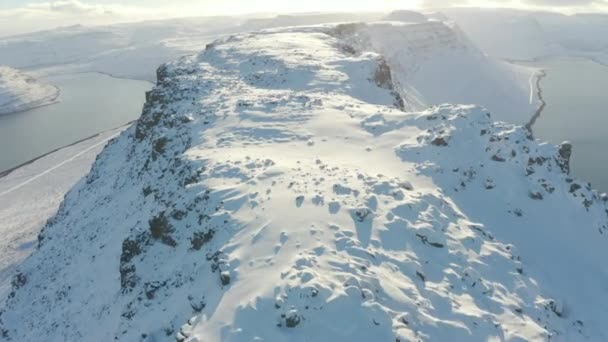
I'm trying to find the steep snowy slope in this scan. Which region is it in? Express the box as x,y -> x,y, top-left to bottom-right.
3,25 -> 608,342
332,20 -> 538,124
438,9 -> 561,61
0,66 -> 58,115
0,125 -> 129,296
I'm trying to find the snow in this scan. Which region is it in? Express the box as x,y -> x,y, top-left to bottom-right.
0,126 -> 127,299
2,24 -> 608,341
0,66 -> 59,115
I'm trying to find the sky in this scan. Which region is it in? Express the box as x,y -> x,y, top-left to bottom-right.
1,0 -> 607,37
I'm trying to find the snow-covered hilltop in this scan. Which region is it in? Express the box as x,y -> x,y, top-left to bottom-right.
0,66 -> 58,115
2,24 -> 608,341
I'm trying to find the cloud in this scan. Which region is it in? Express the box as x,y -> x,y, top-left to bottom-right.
45,0 -> 108,14
523,0 -> 606,6
20,0 -> 152,17
1,0 -> 606,38
420,0 -> 608,8
0,0 -> 162,37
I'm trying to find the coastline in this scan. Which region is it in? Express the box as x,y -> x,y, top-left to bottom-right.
525,69 -> 547,134
0,77 -> 61,117
0,69 -> 154,177
0,121 -> 135,179
41,70 -> 157,85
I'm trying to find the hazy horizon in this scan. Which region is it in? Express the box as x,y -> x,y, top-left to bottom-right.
2,0 -> 608,37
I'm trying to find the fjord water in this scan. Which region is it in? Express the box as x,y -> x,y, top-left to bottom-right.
0,72 -> 152,172
526,57 -> 608,193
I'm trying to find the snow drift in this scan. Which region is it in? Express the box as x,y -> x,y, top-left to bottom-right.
2,24 -> 607,342
0,66 -> 58,115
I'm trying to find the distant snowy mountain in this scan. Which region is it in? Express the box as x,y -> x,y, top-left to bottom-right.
0,14 -> 380,83
0,18 -> 245,82
0,66 -> 58,115
438,8 -> 608,64
384,10 -> 428,23
333,20 -> 537,123
2,23 -> 608,341
437,9 -> 560,61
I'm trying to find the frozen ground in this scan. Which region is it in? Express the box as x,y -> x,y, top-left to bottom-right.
0,66 -> 59,115
2,24 -> 607,341
0,126 -> 127,299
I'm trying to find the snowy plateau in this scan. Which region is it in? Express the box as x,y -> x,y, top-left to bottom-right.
1,19 -> 608,342
0,66 -> 58,115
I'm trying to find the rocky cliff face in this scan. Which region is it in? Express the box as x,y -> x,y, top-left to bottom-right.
2,24 -> 608,342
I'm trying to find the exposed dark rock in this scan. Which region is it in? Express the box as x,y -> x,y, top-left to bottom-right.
190,230 -> 215,251
492,154 -> 506,162
372,58 -> 405,110
156,64 -> 170,84
171,210 -> 186,221
340,44 -> 357,55
11,272 -> 27,290
144,281 -> 166,300
570,183 -> 582,193
188,295 -> 206,312
529,191 -> 544,200
353,208 -> 372,222
142,186 -> 153,197
549,300 -> 564,318
285,311 -> 301,328
220,271 -> 231,286
416,233 -> 444,248
120,236 -> 145,265
431,137 -> 448,146
153,137 -> 169,155
120,265 -> 138,291
149,213 -> 177,247
557,142 -> 572,174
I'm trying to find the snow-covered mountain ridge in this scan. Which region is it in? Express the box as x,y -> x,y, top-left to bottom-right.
2,24 -> 607,341
0,66 -> 58,115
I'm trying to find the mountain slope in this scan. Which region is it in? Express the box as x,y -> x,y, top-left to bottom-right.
2,25 -> 608,342
0,66 -> 58,115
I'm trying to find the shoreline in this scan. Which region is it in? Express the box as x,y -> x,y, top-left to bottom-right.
0,120 -> 135,179
0,68 -> 154,118
41,70 -> 156,86
0,78 -> 62,117
525,69 -> 547,134
0,69 -> 154,178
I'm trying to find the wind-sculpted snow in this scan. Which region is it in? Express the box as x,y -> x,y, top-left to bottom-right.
2,25 -> 608,342
0,66 -> 58,115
